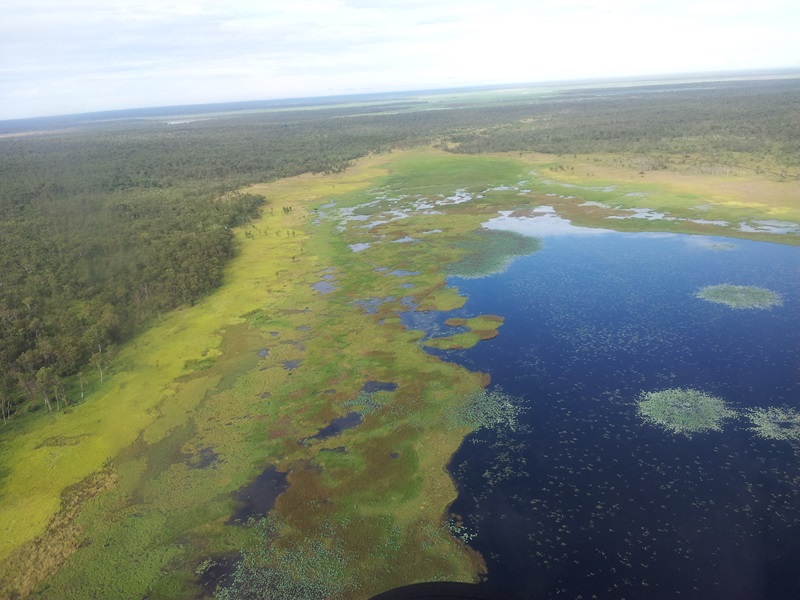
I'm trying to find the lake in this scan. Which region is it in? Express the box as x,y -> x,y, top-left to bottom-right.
417,214 -> 800,600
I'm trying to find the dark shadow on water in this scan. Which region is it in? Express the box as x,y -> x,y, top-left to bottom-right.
185,446 -> 219,469
197,553 -> 240,594
362,380 -> 398,393
308,412 -> 363,441
227,466 -> 289,524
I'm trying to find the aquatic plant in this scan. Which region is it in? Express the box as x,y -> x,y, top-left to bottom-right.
695,284 -> 782,309
636,388 -> 736,436
214,517 -> 348,600
446,229 -> 541,279
340,391 -> 384,416
450,388 -> 523,432
746,407 -> 800,442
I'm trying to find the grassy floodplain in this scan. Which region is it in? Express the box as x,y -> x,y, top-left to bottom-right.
502,152 -> 800,244
1,142 -> 799,598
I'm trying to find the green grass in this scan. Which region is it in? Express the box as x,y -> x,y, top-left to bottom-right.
378,150 -> 527,196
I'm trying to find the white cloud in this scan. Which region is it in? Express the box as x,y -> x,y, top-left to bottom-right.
0,0 -> 798,118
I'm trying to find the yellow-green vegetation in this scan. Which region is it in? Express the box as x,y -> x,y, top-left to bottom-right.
637,388 -> 738,437
2,143 -> 798,599
746,407 -> 800,443
424,316 -> 504,350
0,149 -> 536,599
509,152 -> 800,243
695,284 -> 783,309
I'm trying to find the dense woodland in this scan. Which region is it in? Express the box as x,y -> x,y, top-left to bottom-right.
1,77 -> 798,423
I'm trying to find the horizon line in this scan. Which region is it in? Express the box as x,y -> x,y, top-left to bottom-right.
3,66 -> 799,125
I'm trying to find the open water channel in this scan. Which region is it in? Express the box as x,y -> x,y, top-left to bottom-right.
412,213 -> 800,599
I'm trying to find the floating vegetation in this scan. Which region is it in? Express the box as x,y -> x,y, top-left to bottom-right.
695,284 -> 783,309
341,391 -> 385,416
214,517 -> 348,600
450,388 -> 523,432
446,516 -> 477,543
746,407 -> 800,442
446,229 -> 542,279
636,388 -> 737,436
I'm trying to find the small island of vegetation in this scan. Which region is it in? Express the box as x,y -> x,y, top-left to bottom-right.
695,284 -> 783,309
746,407 -> 800,443
637,388 -> 737,436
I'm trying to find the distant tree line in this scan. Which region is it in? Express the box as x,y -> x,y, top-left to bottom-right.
443,78 -> 800,176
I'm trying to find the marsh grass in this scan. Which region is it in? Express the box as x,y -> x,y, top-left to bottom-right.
746,407 -> 800,442
695,284 -> 783,309
637,388 -> 737,436
424,315 -> 503,350
214,517 -> 349,600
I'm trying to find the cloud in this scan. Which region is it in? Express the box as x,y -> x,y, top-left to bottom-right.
1,0 -> 798,119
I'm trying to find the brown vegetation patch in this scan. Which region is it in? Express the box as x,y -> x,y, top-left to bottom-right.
473,329 -> 499,341
0,468 -> 117,599
362,349 -> 395,359
444,318 -> 467,327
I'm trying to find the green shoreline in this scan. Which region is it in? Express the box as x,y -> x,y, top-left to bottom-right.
1,148 -> 798,598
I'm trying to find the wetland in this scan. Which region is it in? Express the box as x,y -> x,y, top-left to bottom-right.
1,78 -> 799,600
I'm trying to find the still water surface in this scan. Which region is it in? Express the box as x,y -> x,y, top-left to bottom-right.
416,222 -> 799,600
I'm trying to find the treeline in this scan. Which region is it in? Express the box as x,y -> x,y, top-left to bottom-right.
443,78 -> 800,175
0,109 -> 426,421
2,78 -> 798,422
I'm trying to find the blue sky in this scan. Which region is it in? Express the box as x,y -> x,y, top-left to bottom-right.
1,0 -> 798,119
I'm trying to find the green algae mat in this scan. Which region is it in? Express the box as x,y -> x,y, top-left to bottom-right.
1,148 -> 796,599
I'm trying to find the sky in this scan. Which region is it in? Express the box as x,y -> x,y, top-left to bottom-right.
1,0 -> 798,120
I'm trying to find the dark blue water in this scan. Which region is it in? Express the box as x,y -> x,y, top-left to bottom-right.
424,230 -> 800,600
